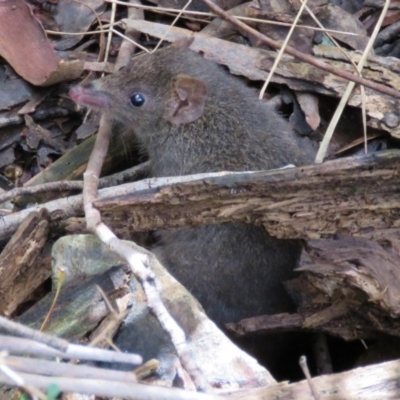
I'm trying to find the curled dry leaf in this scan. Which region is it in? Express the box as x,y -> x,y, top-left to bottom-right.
0,0 -> 59,86
296,92 -> 321,130
53,0 -> 107,51
0,68 -> 35,110
315,4 -> 369,51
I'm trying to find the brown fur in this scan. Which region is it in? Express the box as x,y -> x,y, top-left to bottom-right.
70,43 -> 314,325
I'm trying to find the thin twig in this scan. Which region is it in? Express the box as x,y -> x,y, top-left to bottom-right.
0,170 -> 236,240
4,355 -> 137,383
0,371 -> 223,400
40,268 -> 66,332
105,0 -> 117,62
315,0 -> 390,163
0,161 -> 150,205
299,356 -> 321,400
88,285 -> 129,347
114,0 -> 145,70
0,353 -> 47,400
200,0 -> 400,99
153,0 -> 193,52
259,0 -> 308,99
298,0 -> 368,155
0,335 -> 142,364
81,101 -> 208,391
106,0 -> 360,35
0,316 -> 68,351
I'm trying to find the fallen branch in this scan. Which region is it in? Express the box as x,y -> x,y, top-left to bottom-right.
227,357 -> 400,399
1,150 -> 399,241
95,149 -> 400,241
0,335 -> 141,365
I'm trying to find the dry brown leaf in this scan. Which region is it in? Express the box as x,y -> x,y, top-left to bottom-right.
53,0 -> 107,51
316,4 -> 369,51
0,0 -> 59,86
296,92 -> 321,130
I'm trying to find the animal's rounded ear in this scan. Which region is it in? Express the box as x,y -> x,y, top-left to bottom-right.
166,74 -> 207,125
171,37 -> 195,50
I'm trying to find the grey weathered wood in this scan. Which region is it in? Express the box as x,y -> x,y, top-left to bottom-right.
95,149 -> 400,241
226,357 -> 400,399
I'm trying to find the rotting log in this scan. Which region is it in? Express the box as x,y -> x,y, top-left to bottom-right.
95,149 -> 400,241
225,357 -> 400,400
0,209 -> 50,316
226,235 -> 400,342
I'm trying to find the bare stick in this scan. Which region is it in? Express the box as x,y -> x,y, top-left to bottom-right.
299,356 -> 321,400
0,316 -> 68,351
0,371 -> 223,400
4,355 -> 137,382
0,354 -> 47,400
0,161 -> 150,205
259,0 -> 308,99
200,0 -> 400,99
315,0 -> 390,163
115,0 -> 145,70
0,335 -> 141,365
82,111 -> 208,390
0,170 -> 233,239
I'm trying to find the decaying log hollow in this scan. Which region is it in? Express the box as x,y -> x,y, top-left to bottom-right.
229,236 -> 400,342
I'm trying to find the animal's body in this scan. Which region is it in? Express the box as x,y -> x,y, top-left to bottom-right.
69,39 -> 313,325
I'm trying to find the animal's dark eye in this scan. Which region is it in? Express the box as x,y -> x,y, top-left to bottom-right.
130,93 -> 145,107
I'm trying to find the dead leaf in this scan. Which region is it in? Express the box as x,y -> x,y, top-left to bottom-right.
316,4 -> 369,51
0,0 -> 59,86
0,67 -> 35,111
0,147 -> 15,170
23,115 -> 66,152
296,92 -> 321,130
53,0 -> 106,51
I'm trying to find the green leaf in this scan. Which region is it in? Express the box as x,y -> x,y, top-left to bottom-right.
46,383 -> 61,400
